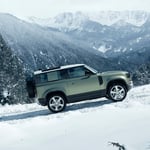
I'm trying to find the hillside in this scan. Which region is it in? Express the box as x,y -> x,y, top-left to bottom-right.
0,85 -> 150,150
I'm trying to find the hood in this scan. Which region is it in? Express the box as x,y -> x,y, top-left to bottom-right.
99,71 -> 128,76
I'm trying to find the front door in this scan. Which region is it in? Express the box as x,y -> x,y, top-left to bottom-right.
67,66 -> 101,101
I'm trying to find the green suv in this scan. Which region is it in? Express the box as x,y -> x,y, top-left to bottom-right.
26,64 -> 133,113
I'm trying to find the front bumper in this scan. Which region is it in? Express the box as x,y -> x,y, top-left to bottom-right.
127,80 -> 133,91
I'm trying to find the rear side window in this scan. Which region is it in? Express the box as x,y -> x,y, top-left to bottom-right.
35,73 -> 48,84
47,71 -> 59,81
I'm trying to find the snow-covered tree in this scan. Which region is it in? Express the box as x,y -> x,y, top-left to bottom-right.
133,62 -> 150,85
0,34 -> 28,104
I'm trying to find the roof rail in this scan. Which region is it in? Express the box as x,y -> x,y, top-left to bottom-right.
42,66 -> 60,72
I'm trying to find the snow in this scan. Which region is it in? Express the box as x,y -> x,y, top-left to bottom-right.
0,84 -> 150,150
122,48 -> 127,52
136,37 -> 142,43
114,48 -> 122,52
98,45 -> 110,53
130,48 -> 133,51
40,51 -> 45,56
93,45 -> 112,53
3,90 -> 9,98
87,11 -> 149,26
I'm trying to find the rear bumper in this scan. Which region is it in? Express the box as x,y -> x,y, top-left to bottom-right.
38,98 -> 47,106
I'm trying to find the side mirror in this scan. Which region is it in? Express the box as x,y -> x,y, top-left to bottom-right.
85,70 -> 92,76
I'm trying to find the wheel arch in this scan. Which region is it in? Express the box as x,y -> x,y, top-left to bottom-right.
46,91 -> 68,104
106,79 -> 128,94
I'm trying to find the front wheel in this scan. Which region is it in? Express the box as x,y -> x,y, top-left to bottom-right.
107,84 -> 127,102
47,94 -> 66,113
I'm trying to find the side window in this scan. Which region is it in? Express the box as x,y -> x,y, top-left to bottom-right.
68,67 -> 85,78
58,69 -> 69,80
35,73 -> 48,84
47,71 -> 59,81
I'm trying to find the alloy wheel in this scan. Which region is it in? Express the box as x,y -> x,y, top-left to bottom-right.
48,95 -> 66,112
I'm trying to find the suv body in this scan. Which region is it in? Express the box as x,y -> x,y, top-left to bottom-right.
26,64 -> 133,112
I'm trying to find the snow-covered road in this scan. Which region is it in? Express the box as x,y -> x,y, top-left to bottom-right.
0,84 -> 150,150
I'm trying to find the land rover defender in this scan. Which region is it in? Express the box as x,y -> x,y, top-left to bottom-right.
26,64 -> 133,113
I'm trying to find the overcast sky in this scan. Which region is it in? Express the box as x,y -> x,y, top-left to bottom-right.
0,0 -> 150,19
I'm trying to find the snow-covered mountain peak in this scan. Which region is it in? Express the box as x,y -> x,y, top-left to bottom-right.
111,19 -> 134,28
28,12 -> 89,31
53,12 -> 88,24
27,11 -> 150,29
87,10 -> 149,26
27,16 -> 52,27
52,12 -> 88,31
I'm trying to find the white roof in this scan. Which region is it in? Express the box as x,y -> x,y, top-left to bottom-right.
34,64 -> 85,75
61,64 -> 84,69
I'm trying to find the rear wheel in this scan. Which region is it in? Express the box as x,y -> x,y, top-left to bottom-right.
47,94 -> 66,113
107,84 -> 127,102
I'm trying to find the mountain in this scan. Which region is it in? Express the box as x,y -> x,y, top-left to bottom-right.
0,13 -> 118,73
28,11 -> 150,57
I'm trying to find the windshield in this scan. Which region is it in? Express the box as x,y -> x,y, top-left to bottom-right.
84,65 -> 98,74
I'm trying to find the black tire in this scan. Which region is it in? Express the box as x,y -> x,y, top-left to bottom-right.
47,94 -> 66,113
107,83 -> 127,102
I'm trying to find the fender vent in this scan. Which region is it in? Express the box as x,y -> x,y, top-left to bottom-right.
98,76 -> 103,85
